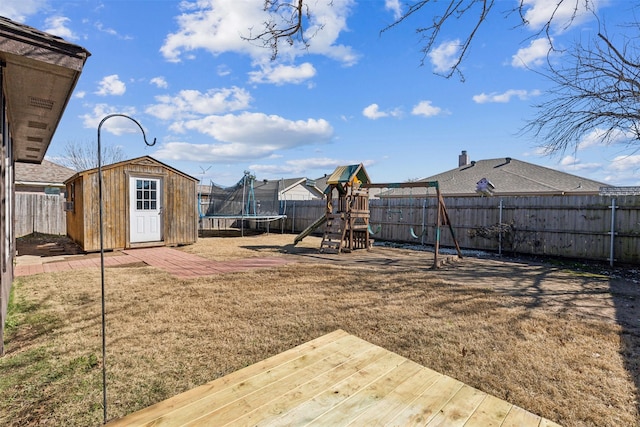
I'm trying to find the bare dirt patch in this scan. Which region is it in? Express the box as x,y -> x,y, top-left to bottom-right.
2,233 -> 638,426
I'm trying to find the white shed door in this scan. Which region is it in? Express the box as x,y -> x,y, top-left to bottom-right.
129,177 -> 162,243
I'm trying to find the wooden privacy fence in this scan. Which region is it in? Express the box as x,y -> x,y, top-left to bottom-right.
276,195 -> 640,265
15,193 -> 66,237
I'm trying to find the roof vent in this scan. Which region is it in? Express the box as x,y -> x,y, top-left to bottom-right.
505,157 -> 512,163
470,161 -> 476,166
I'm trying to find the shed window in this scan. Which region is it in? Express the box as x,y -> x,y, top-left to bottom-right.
135,179 -> 157,210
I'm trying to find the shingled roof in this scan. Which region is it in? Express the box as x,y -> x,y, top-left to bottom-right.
15,159 -> 75,185
419,157 -> 607,196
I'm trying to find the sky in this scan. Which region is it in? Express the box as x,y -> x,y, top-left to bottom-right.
2,0 -> 639,187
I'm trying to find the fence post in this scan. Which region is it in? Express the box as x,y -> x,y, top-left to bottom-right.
609,198 -> 617,267
498,198 -> 503,256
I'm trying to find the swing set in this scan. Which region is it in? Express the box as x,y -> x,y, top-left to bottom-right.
362,181 -> 462,267
368,187 -> 428,240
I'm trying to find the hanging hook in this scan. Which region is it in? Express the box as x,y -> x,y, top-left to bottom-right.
97,113 -> 155,425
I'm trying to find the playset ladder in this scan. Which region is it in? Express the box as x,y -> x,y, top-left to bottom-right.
320,214 -> 348,253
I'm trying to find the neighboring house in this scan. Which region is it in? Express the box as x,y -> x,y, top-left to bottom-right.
272,177 -> 324,201
15,160 -> 76,196
0,16 -> 90,355
314,174 -> 330,194
418,150 -> 607,196
65,156 -> 198,252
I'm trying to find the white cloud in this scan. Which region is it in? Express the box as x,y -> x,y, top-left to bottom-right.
161,0 -> 358,65
607,155 -> 640,172
428,39 -> 460,74
74,91 -> 86,99
248,63 -> 316,85
511,37 -> 552,68
44,16 -> 78,40
80,104 -> 139,135
362,104 -> 401,120
473,89 -> 541,103
169,112 -> 332,144
154,112 -> 333,163
560,155 -> 578,166
385,0 -> 402,20
363,104 -> 386,119
558,155 -> 601,171
95,74 -> 126,96
299,0 -> 359,65
578,128 -> 634,150
145,87 -> 251,120
217,65 -> 231,76
0,0 -> 46,22
601,154 -> 640,185
150,77 -> 169,89
522,0 -> 599,33
411,100 -> 445,117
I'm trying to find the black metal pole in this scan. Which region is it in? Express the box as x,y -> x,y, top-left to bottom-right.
98,114 -> 155,424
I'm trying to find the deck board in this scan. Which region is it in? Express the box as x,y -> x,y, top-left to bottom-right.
106,330 -> 561,426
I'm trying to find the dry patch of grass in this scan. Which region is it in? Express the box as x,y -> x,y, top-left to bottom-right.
1,234 -> 638,426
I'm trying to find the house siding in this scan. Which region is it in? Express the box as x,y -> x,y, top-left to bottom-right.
0,73 -> 14,356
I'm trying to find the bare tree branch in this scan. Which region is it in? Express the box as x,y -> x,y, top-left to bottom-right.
242,0 -> 315,61
523,28 -> 640,155
243,1 -> 591,79
57,140 -> 126,171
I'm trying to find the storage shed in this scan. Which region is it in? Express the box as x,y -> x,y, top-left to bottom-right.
65,155 -> 198,252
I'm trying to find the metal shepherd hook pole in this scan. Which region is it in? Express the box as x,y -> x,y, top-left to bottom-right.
98,114 -> 156,424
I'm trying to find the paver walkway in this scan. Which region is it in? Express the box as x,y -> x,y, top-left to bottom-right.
15,246 -> 291,279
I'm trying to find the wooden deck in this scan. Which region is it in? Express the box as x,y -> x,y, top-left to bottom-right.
106,330 -> 561,426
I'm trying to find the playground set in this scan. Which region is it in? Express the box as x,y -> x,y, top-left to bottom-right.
294,164 -> 462,268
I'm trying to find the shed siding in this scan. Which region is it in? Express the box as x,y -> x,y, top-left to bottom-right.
66,156 -> 198,252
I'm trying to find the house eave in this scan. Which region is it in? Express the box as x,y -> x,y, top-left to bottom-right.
0,16 -> 91,163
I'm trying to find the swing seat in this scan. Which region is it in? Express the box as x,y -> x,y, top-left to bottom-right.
410,227 -> 426,239
368,224 -> 382,235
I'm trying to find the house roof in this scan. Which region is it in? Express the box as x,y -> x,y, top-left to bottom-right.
0,16 -> 90,163
64,155 -> 198,183
253,177 -> 323,195
15,159 -> 75,185
419,157 -> 607,196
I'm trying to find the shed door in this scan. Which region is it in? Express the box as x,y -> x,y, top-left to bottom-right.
129,177 -> 162,243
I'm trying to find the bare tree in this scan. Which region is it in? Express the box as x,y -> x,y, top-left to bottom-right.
57,140 -> 126,171
243,0 -> 592,78
525,28 -> 640,154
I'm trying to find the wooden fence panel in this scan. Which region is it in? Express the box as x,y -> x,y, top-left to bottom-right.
15,193 -> 66,237
276,195 -> 640,265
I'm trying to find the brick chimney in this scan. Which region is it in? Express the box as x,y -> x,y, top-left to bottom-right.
458,150 -> 469,167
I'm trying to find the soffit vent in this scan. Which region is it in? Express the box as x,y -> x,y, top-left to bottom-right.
26,137 -> 43,144
29,96 -> 55,110
28,121 -> 48,129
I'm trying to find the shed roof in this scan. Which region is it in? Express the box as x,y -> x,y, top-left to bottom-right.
64,155 -> 198,184
15,159 -> 75,185
0,16 -> 90,163
419,157 -> 607,196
